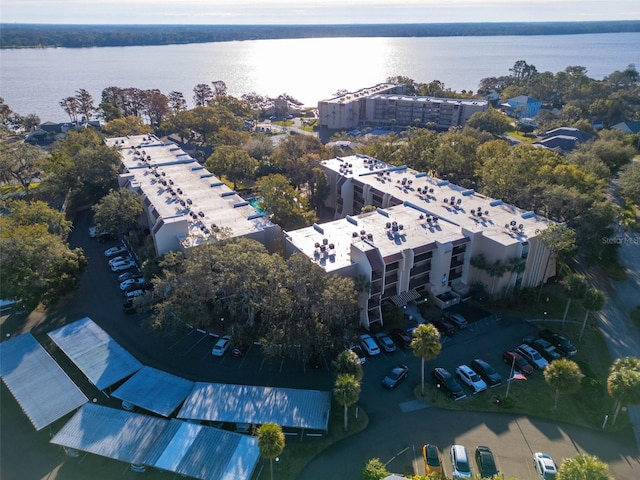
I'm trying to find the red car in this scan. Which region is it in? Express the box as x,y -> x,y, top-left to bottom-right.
389,328 -> 412,349
502,350 -> 534,375
431,317 -> 455,337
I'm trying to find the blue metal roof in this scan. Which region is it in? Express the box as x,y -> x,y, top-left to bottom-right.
47,317 -> 143,390
0,332 -> 88,430
177,382 -> 331,431
112,366 -> 195,417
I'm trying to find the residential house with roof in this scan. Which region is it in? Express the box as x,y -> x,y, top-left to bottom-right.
285,154 -> 554,329
106,135 -> 281,256
533,127 -> 595,154
611,120 -> 640,134
505,95 -> 542,118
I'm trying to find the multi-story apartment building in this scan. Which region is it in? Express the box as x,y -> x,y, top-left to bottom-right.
364,94 -> 488,129
317,83 -> 488,131
285,154 -> 554,329
317,83 -> 406,130
105,135 -> 281,256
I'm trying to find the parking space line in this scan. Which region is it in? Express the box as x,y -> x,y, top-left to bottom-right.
182,330 -> 209,356
168,327 -> 197,350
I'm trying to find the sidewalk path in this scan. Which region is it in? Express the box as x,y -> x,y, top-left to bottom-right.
590,227 -> 640,452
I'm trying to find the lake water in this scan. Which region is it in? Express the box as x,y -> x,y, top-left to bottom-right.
1,32 -> 639,122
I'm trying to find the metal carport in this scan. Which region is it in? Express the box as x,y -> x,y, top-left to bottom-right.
112,366 -> 195,417
47,317 -> 143,390
0,332 -> 88,430
177,382 -> 331,431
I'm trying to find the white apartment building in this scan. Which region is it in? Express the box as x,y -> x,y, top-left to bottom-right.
105,135 -> 281,256
364,94 -> 488,129
285,154 -> 554,329
317,83 -> 406,130
317,83 -> 488,131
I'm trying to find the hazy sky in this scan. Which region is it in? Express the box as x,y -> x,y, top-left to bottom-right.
1,0 -> 636,25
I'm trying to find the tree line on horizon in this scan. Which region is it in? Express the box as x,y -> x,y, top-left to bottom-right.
1,20 -> 639,49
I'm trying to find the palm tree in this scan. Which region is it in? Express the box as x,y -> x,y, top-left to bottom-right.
334,373 -> 361,431
333,349 -> 363,382
411,324 -> 442,396
543,358 -> 584,410
535,224 -> 577,301
579,288 -> 605,341
256,423 -> 285,480
557,453 -> 613,480
607,357 -> 640,424
560,273 -> 588,328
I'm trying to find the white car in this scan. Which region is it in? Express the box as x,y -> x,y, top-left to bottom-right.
212,335 -> 231,356
125,289 -> 146,300
516,344 -> 549,370
111,260 -> 137,272
374,332 -> 396,353
450,444 -> 472,478
456,364 -> 488,393
120,277 -> 146,291
444,311 -> 469,329
359,334 -> 380,356
108,255 -> 132,266
533,452 -> 558,480
104,245 -> 128,257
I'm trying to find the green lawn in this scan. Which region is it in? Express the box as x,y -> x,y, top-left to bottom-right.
415,286 -> 640,431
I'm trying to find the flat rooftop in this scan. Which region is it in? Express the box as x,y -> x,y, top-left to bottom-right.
368,93 -> 489,107
106,135 -> 276,247
286,204 -> 465,272
322,154 -> 550,247
320,83 -> 400,104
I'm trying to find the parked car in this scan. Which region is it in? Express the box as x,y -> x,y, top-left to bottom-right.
470,358 -> 502,387
422,444 -> 443,477
516,344 -> 549,370
122,300 -> 136,314
125,289 -> 147,300
374,331 -> 396,353
523,336 -> 562,362
456,364 -> 488,393
475,446 -> 499,478
432,367 -> 466,400
359,334 -> 381,356
533,452 -> 558,480
502,350 -> 534,375
348,343 -> 367,364
538,329 -> 577,357
108,255 -> 132,266
118,271 -> 143,282
212,335 -> 231,356
111,260 -> 137,272
450,444 -> 473,478
431,317 -> 455,336
120,277 -> 147,291
381,364 -> 409,389
231,344 -> 250,357
389,328 -> 412,349
104,244 -> 128,257
444,311 -> 469,329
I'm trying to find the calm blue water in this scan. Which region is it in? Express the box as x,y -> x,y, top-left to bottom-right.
1,33 -> 639,122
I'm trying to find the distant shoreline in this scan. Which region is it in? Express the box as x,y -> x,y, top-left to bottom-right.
2,21 -> 639,49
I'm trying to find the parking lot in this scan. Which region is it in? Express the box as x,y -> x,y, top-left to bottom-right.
2,209 -> 639,480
